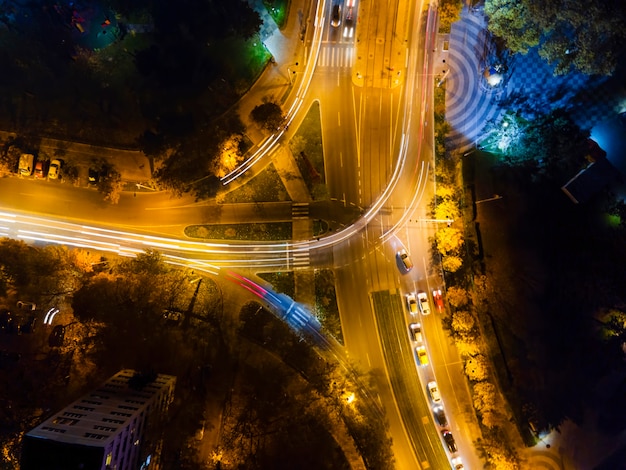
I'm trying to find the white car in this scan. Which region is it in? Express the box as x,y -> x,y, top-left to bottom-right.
406,293 -> 418,314
397,249 -> 413,272
451,457 -> 464,470
417,291 -> 431,315
428,381 -> 441,403
48,159 -> 61,179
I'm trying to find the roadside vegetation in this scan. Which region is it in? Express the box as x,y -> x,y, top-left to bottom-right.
185,222 -> 292,241
289,101 -> 328,200
217,163 -> 291,203
0,0 -> 275,201
0,242 -> 384,468
433,44 -> 626,467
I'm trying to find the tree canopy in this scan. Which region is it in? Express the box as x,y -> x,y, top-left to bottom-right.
485,0 -> 626,75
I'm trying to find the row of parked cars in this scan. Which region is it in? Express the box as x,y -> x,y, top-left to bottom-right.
402,280 -> 464,468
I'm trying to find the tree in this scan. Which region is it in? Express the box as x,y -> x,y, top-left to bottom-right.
485,0 -> 626,75
454,337 -> 481,357
473,381 -> 497,412
442,254 -> 463,272
437,0 -> 463,33
452,310 -> 476,334
465,354 -> 489,381
435,227 -> 464,255
101,169 -> 124,204
251,102 -> 284,131
446,285 -> 469,308
434,199 -> 460,222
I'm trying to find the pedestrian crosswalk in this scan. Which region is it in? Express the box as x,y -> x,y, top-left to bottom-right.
292,202 -> 309,219
317,44 -> 355,68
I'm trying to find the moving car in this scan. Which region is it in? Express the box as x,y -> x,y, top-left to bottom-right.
442,430 -> 458,453
343,3 -> 354,38
451,457 -> 464,470
397,249 -> 413,272
331,4 -> 341,27
416,346 -> 429,366
409,322 -> 422,343
406,293 -> 418,314
48,159 -> 61,180
428,381 -> 441,403
417,291 -> 431,315
195,420 -> 206,441
433,288 -> 444,312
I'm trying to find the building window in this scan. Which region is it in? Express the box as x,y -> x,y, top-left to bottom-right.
63,412 -> 85,418
74,405 -> 95,411
42,426 -> 66,434
118,405 -> 139,411
103,417 -> 125,424
52,417 -> 80,426
94,425 -> 117,432
84,432 -> 108,440
111,411 -> 132,417
82,399 -> 103,405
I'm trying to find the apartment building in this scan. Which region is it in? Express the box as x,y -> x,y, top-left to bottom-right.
21,369 -> 176,470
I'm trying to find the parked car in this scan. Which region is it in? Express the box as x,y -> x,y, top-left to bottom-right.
433,405 -> 447,426
409,323 -> 422,343
406,293 -> 418,314
417,291 -> 431,315
20,315 -> 37,334
442,430 -> 458,453
48,325 -> 65,347
48,159 -> 61,180
416,346 -> 429,366
17,301 -> 36,311
397,249 -> 413,272
0,309 -> 12,333
428,381 -> 441,403
34,161 -> 46,179
432,288 -> 444,312
88,168 -> 100,184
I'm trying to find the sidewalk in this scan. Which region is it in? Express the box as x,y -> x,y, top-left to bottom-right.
237,0 -> 309,143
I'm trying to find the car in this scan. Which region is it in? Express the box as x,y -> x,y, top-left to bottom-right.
417,291 -> 431,315
406,293 -> 418,314
17,301 -> 36,311
88,168 -> 100,184
0,310 -> 13,333
409,323 -> 422,343
397,249 -> 413,272
433,288 -> 444,312
195,420 -> 205,441
442,430 -> 458,453
163,310 -> 182,326
451,457 -> 464,470
343,6 -> 354,38
331,4 -> 341,27
48,159 -> 61,180
416,346 -> 429,366
433,405 -> 447,426
428,381 -> 441,403
20,315 -> 37,334
34,161 -> 45,179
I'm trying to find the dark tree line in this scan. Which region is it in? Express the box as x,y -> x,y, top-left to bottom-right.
485,0 -> 626,75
